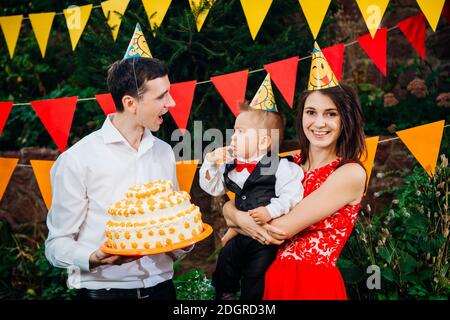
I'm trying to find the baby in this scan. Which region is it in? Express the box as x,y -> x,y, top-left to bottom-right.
199,102 -> 304,300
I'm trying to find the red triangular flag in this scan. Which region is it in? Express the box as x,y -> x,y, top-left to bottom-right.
322,43 -> 345,81
0,101 -> 13,136
30,96 -> 78,152
168,80 -> 197,134
398,13 -> 426,60
264,56 -> 299,108
95,93 -> 116,115
211,70 -> 248,117
443,0 -> 450,24
358,27 -> 387,76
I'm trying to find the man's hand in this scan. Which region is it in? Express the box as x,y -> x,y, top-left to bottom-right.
205,146 -> 235,165
89,249 -> 140,270
248,207 -> 272,225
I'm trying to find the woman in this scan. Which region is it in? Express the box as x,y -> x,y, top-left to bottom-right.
222,83 -> 367,299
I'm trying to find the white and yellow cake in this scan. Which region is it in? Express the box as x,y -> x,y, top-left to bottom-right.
104,180 -> 204,251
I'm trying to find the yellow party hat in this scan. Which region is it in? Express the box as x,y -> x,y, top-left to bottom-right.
250,73 -> 278,112
123,23 -> 152,59
308,42 -> 339,91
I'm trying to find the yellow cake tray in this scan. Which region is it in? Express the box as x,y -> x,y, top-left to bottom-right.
100,223 -> 213,256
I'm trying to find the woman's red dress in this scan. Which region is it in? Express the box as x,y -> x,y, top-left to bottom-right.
263,156 -> 361,300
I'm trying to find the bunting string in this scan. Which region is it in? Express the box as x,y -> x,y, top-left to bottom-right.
6,23 -> 401,107
9,123 -> 450,168
1,122 -> 449,208
20,5 -> 103,21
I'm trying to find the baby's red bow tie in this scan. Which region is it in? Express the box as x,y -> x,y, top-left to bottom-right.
234,159 -> 258,173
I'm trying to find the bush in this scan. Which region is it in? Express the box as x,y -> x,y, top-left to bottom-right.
339,155 -> 450,300
174,269 -> 215,300
0,222 -> 75,299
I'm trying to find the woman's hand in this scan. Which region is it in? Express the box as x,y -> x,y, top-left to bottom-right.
263,223 -> 291,242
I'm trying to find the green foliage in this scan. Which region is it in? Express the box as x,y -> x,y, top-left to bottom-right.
0,221 -> 75,299
173,269 -> 215,300
0,0 -> 316,150
1,0 -> 450,301
339,155 -> 450,300
359,59 -> 450,136
1,1 -> 449,151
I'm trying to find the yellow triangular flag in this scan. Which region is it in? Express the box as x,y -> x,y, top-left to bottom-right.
416,0 -> 445,32
298,0 -> 331,39
142,0 -> 172,35
189,0 -> 216,32
63,4 -> 93,50
0,15 -> 23,58
361,136 -> 379,188
176,159 -> 199,193
396,120 -> 445,176
30,160 -> 54,210
101,0 -> 130,41
356,0 -> 390,38
240,0 -> 273,40
0,158 -> 18,201
226,191 -> 235,200
29,12 -> 55,58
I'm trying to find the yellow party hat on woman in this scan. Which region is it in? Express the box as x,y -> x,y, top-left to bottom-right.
123,23 -> 152,59
250,73 -> 278,112
308,42 -> 339,90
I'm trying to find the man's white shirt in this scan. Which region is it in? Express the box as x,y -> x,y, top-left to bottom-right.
45,115 -> 190,289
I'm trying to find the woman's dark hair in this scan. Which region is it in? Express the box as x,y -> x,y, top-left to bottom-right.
106,58 -> 169,112
296,83 -> 367,168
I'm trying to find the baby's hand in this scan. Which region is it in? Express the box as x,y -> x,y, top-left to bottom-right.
206,146 -> 235,165
248,207 -> 272,225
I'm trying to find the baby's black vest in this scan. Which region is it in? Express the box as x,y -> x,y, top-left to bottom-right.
224,154 -> 286,211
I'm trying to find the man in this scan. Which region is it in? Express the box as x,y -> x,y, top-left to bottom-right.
45,57 -> 189,300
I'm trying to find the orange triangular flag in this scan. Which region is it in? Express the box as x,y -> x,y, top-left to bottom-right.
361,136 -> 379,188
0,15 -> 23,58
278,149 -> 300,157
0,157 -> 18,201
30,160 -> 54,210
176,159 -> 199,193
396,120 -> 445,176
29,12 -> 56,58
226,191 -> 235,200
